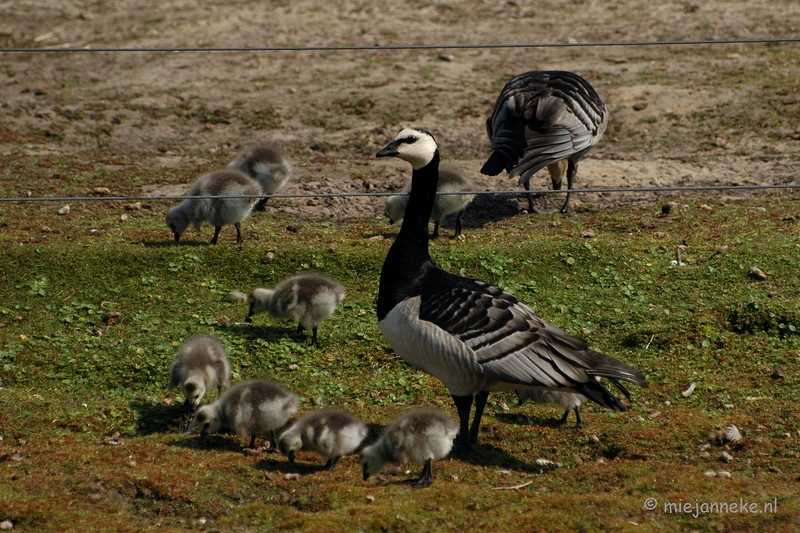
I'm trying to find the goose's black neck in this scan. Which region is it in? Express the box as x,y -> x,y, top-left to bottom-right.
377,150 -> 440,320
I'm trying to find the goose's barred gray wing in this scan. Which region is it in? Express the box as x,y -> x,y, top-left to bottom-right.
417,277 -> 646,411
482,70 -> 607,182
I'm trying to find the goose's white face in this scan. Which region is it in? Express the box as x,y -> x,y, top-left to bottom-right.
376,128 -> 438,170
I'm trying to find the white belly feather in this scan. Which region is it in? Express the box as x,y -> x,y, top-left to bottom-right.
380,296 -> 504,396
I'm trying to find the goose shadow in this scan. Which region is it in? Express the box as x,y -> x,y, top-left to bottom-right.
217,323 -> 314,346
137,238 -> 244,248
494,411 -> 583,430
459,192 -> 528,229
170,432 -> 263,454
130,397 -> 196,436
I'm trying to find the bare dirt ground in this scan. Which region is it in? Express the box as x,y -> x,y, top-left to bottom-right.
0,0 -> 798,224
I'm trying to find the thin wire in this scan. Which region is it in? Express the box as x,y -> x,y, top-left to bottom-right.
2,184 -> 798,203
2,38 -> 799,54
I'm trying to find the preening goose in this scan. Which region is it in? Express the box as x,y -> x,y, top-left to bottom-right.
278,408 -> 368,471
376,128 -> 647,454
516,389 -> 585,429
481,71 -> 607,214
360,408 -> 458,488
166,169 -> 262,244
245,274 -> 346,348
228,144 -> 292,210
167,334 -> 231,412
385,165 -> 475,239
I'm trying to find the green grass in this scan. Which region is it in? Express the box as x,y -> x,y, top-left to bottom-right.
1,189 -> 799,531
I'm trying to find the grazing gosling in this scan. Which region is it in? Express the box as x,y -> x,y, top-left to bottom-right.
246,274 -> 346,348
228,144 -> 292,210
385,165 -> 475,239
166,169 -> 262,244
184,378 -> 299,449
360,408 -> 458,488
278,409 -> 368,471
516,389 -> 585,429
168,335 -> 231,412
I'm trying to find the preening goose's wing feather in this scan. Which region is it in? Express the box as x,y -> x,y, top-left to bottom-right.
418,278 -> 647,410
482,71 -> 608,182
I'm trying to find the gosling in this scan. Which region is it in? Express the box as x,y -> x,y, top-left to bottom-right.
166,169 -> 262,244
385,165 -> 475,239
228,144 -> 292,210
360,408 -> 458,488
184,378 -> 299,449
278,409 -> 368,471
167,335 -> 231,412
246,274 -> 346,348
516,389 -> 585,429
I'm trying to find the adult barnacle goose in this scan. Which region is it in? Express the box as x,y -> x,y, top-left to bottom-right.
481,70 -> 608,214
376,128 -> 646,453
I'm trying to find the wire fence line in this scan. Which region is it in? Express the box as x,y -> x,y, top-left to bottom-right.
2,184 -> 799,203
2,37 -> 799,54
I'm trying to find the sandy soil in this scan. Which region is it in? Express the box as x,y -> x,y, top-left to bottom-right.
1,0 -> 798,223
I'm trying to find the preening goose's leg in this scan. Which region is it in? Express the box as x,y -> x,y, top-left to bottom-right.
211,226 -> 222,245
234,222 -> 244,244
560,160 -> 578,214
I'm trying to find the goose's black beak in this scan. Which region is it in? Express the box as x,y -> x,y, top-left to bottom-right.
376,141 -> 399,158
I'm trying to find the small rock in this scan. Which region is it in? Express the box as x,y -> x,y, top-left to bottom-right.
366,495 -> 375,503
438,53 -> 455,61
284,473 -> 300,481
263,251 -> 276,263
288,363 -> 299,370
57,205 -> 70,215
704,470 -> 717,477
120,214 -> 129,221
40,226 -> 52,233
716,470 -> 732,478
699,451 -> 710,459
535,458 -> 554,467
11,454 -> 24,462
124,202 -> 142,211
714,245 -> 729,255
215,315 -> 231,327
698,443 -> 711,451
720,451 -> 734,463
449,475 -> 459,483
681,383 -> 696,397
755,206 -> 767,212
285,225 -> 299,233
647,411 -> 662,420
596,457 -> 606,464
590,435 -> 600,443
0,520 -> 13,530
771,367 -> 786,380
633,102 -> 648,111
768,466 -> 783,474
93,187 -> 112,196
243,448 -> 261,456
499,402 -> 509,412
699,204 -> 712,211
748,267 -> 767,280
580,229 -> 595,238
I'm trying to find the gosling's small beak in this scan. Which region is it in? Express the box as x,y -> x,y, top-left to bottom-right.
362,468 -> 370,481
288,451 -> 296,463
173,232 -> 181,242
376,141 -> 400,158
